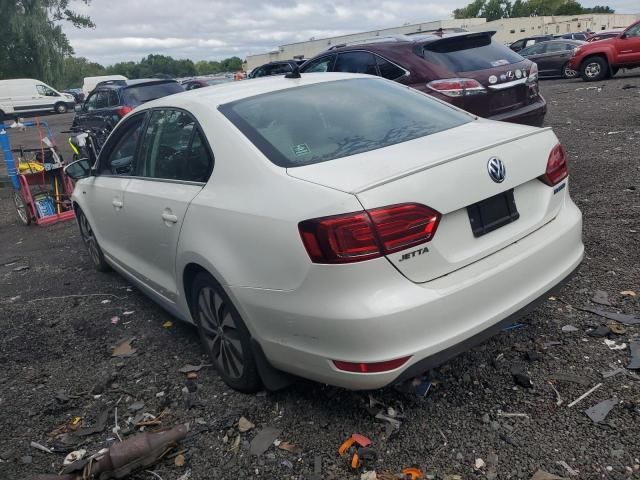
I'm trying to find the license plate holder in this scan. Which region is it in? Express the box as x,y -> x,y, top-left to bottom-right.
467,189 -> 519,237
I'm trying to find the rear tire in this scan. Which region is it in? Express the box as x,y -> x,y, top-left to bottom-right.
580,56 -> 608,82
561,62 -> 577,79
76,208 -> 110,272
191,272 -> 261,393
55,102 -> 67,114
13,191 -> 32,226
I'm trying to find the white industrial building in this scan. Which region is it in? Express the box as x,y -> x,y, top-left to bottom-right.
244,13 -> 639,70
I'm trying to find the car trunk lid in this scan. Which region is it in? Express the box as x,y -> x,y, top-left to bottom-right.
288,121 -> 567,283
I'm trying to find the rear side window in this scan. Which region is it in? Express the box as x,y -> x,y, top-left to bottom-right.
334,52 -> 377,75
421,34 -> 523,72
376,55 -> 406,80
545,43 -> 567,53
100,115 -> 145,175
219,78 -> 470,168
123,82 -> 184,107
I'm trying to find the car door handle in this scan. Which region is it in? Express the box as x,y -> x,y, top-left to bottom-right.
112,198 -> 123,209
161,212 -> 178,223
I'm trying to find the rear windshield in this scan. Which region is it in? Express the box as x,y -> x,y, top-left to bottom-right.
219,78 -> 470,168
421,33 -> 523,72
123,82 -> 184,106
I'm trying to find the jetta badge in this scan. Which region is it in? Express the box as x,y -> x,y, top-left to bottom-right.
487,157 -> 506,183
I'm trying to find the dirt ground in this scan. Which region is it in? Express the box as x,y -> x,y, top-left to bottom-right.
1,73 -> 639,480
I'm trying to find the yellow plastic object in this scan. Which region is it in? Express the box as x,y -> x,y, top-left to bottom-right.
18,162 -> 44,173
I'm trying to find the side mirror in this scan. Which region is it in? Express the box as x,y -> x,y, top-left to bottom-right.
64,158 -> 94,180
75,103 -> 83,112
620,33 -> 627,39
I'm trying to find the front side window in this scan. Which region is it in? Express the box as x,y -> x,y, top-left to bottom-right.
626,23 -> 640,37
544,43 -> 567,53
136,109 -> 213,182
301,55 -> 336,73
99,116 -> 145,175
375,55 -> 406,80
36,84 -> 58,97
334,51 -> 377,75
220,78 -> 470,168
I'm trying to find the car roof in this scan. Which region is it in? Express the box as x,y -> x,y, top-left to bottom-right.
328,30 -> 497,50
136,73 -> 371,110
97,79 -> 177,90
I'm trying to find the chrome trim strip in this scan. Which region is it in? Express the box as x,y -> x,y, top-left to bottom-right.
488,78 -> 528,90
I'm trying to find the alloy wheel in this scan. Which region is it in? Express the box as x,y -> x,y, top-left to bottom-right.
79,212 -> 101,266
585,62 -> 600,78
564,65 -> 577,78
197,286 -> 244,379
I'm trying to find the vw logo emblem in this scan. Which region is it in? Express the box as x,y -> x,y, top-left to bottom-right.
487,157 -> 506,183
506,70 -> 514,80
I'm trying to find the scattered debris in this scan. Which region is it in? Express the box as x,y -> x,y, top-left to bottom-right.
496,411 -> 529,419
123,310 -> 135,316
277,441 -> 302,455
591,290 -> 611,306
238,416 -> 255,433
628,340 -> 640,370
112,338 -> 136,357
177,469 -> 192,480
249,426 -> 282,456
101,299 -> 111,304
587,325 -> 610,338
561,325 -> 579,333
339,434 -> 376,469
110,316 -> 120,325
174,453 -> 186,467
375,411 -> 402,430
604,339 -> 627,350
12,265 -> 29,272
585,398 -> 618,423
162,320 -> 174,329
548,382 -> 563,406
548,373 -> 591,386
127,401 -> 145,412
178,364 -> 208,374
502,323 -> 526,332
620,290 -> 636,296
63,449 -> 86,466
474,458 -> 486,470
360,471 -> 377,480
525,351 -> 543,362
530,470 -> 564,480
556,461 -> 579,476
30,441 -> 53,454
622,84 -> 637,90
608,324 -> 626,335
308,454 -> 322,480
77,407 -> 110,436
543,341 -> 563,349
568,383 -> 602,408
582,307 -> 640,325
511,364 -> 533,388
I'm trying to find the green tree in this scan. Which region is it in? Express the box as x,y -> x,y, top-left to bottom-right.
453,0 -> 485,19
60,56 -> 105,88
510,0 -> 532,16
481,0 -> 512,20
220,56 -> 243,72
0,0 -> 94,86
584,5 -> 614,13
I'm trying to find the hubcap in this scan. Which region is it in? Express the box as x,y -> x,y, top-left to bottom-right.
585,63 -> 600,78
197,287 -> 244,379
565,66 -> 576,78
79,213 -> 100,266
13,192 -> 29,224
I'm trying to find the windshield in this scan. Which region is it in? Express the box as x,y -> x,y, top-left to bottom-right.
219,78 -> 471,168
421,34 -> 524,72
123,82 -> 184,106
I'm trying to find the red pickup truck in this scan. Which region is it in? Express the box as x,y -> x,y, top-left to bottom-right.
569,20 -> 640,81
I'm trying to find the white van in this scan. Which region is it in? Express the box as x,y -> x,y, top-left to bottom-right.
0,79 -> 75,120
82,75 -> 127,96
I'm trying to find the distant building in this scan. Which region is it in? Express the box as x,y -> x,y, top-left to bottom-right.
244,13 -> 639,70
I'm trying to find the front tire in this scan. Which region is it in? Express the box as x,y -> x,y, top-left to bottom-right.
580,56 -> 608,82
191,272 -> 261,393
55,102 -> 68,114
76,208 -> 110,272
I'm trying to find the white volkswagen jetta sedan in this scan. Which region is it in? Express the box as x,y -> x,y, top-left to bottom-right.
66,73 -> 583,392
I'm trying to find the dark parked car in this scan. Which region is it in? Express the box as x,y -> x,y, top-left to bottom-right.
509,35 -> 554,52
181,77 -> 233,90
249,60 -> 306,79
63,88 -> 85,103
299,31 -> 547,126
518,40 -> 584,78
587,30 -> 624,42
73,79 -> 184,131
553,32 -> 590,41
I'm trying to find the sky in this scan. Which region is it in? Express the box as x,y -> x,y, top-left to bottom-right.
62,0 -> 638,66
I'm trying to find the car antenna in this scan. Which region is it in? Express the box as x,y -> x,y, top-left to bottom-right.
285,65 -> 301,79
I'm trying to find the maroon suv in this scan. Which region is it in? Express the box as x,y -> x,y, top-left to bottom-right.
299,31 -> 546,126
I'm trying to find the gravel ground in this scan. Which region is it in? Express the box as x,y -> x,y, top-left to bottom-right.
1,73 -> 639,480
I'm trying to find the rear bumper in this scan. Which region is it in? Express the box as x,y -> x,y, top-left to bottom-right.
231,196 -> 583,390
487,96 -> 547,127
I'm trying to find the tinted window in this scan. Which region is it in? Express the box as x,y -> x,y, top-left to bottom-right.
84,92 -> 100,110
520,43 -> 544,56
136,109 -> 212,182
268,63 -> 293,75
627,24 -> 640,37
510,40 -> 524,50
251,67 -> 265,78
106,90 -> 120,107
36,85 -> 58,97
422,34 -> 523,72
123,82 -> 183,107
574,34 -> 587,40
334,51 -> 377,75
301,55 -> 336,73
376,55 -> 406,80
85,91 -> 109,110
100,116 -> 145,175
219,78 -> 470,168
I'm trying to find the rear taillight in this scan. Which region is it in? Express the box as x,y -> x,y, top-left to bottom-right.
527,63 -> 539,82
117,105 -> 133,117
540,143 -> 568,186
426,78 -> 486,97
299,203 -> 441,264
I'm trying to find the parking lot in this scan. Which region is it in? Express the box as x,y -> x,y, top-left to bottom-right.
1,72 -> 639,480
